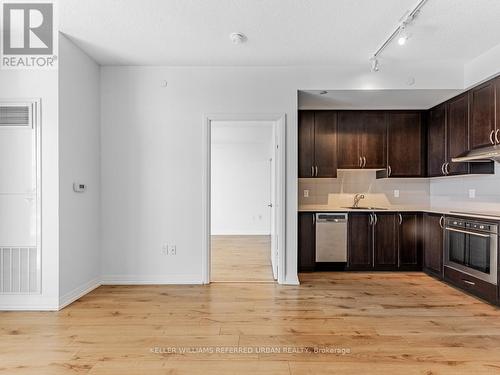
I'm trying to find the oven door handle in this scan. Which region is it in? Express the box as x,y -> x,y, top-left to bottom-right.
445,227 -> 491,238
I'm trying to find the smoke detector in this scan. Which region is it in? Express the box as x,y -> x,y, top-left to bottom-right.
230,32 -> 247,44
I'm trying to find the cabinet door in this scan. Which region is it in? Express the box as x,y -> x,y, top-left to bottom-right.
373,213 -> 398,270
387,112 -> 425,177
447,94 -> 469,175
314,111 -> 337,178
423,213 -> 444,278
427,104 -> 447,177
298,111 -> 315,178
298,213 -> 315,272
470,80 -> 496,150
347,213 -> 373,270
398,213 -> 421,270
337,112 -> 362,169
360,112 -> 387,169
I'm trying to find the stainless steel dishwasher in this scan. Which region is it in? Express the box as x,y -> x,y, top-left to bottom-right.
315,213 -> 348,263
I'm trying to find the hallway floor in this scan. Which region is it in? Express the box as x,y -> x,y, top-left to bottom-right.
211,235 -> 274,282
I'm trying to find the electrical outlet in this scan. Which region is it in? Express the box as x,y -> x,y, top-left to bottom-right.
304,189 -> 309,198
168,245 -> 177,256
394,190 -> 400,198
469,189 -> 476,199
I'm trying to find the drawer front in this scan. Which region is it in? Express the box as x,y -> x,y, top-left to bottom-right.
444,266 -> 497,304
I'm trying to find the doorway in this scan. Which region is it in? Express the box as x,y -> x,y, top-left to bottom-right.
202,114 -> 285,284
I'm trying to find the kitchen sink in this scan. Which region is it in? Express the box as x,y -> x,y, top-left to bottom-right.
342,206 -> 388,210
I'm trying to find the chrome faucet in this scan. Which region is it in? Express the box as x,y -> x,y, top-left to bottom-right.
353,194 -> 365,208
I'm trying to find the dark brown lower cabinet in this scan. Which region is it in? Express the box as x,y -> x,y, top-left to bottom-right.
374,213 -> 398,270
298,213 -> 315,272
398,213 -> 422,271
423,213 -> 444,278
347,213 -> 373,270
444,267 -> 498,305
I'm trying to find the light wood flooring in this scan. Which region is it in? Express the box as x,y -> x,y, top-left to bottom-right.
211,235 -> 274,282
1,273 -> 500,374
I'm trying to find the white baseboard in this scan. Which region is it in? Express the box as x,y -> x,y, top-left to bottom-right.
284,275 -> 300,285
0,296 -> 59,311
100,274 -> 203,285
58,277 -> 101,310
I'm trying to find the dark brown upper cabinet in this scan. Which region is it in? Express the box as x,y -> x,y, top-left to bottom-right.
470,80 -> 496,150
337,111 -> 386,170
427,103 -> 447,177
387,112 -> 426,177
298,111 -> 337,178
446,93 -> 472,175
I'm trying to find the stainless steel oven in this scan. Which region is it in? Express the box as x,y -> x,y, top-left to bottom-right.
444,217 -> 498,285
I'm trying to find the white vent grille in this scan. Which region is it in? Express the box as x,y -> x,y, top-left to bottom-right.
0,247 -> 39,294
0,105 -> 32,127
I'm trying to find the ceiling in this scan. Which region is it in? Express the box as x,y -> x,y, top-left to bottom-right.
60,0 -> 500,66
299,89 -> 464,110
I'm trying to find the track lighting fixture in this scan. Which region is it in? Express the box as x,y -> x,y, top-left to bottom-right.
369,0 -> 429,72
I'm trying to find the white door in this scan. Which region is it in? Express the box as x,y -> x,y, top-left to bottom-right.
270,125 -> 278,280
0,103 -> 39,294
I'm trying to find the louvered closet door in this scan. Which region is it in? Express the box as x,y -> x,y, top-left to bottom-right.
0,104 -> 39,294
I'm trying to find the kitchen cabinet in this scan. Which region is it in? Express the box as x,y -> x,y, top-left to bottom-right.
470,80 -> 496,150
423,213 -> 444,278
446,93 -> 469,175
444,266 -> 498,305
427,103 -> 447,177
298,111 -> 337,178
298,213 -> 315,272
373,213 -> 398,270
398,213 -> 422,270
387,112 -> 426,177
337,111 -> 386,170
347,213 -> 373,270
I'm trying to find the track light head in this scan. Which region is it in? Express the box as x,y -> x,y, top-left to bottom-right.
370,56 -> 379,72
397,25 -> 409,46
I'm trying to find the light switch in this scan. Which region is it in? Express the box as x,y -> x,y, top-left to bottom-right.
303,189 -> 309,198
393,190 -> 400,198
469,189 -> 476,199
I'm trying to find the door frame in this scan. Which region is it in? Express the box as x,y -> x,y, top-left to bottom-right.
202,113 -> 286,284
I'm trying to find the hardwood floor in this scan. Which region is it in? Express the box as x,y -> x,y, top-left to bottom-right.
211,235 -> 274,282
1,273 -> 500,374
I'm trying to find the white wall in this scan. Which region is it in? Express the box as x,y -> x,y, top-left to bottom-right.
100,63 -> 463,285
58,34 -> 101,307
211,122 -> 273,235
0,68 -> 59,310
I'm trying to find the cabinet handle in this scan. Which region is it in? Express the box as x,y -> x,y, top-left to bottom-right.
311,166 -> 314,177
462,279 -> 475,286
363,157 -> 367,168
369,214 -> 373,225
490,130 -> 495,145
445,163 -> 450,175
441,163 -> 446,176
315,166 -> 318,177
388,165 -> 392,177
373,213 -> 378,226
439,215 -> 445,229
398,213 -> 402,225
312,214 -> 315,225
359,156 -> 363,168
496,129 -> 500,144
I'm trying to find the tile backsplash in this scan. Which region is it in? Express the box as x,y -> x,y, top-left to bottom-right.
430,164 -> 500,212
299,170 -> 430,207
299,165 -> 500,213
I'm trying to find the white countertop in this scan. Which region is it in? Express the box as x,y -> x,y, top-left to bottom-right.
298,205 -> 500,221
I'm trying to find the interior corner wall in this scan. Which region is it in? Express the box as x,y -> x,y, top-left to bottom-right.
0,68 -> 59,310
58,34 -> 101,307
100,63 -> 463,285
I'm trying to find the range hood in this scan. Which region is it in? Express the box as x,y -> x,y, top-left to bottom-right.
452,145 -> 500,163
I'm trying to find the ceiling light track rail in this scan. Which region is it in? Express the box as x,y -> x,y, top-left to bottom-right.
370,0 -> 429,71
